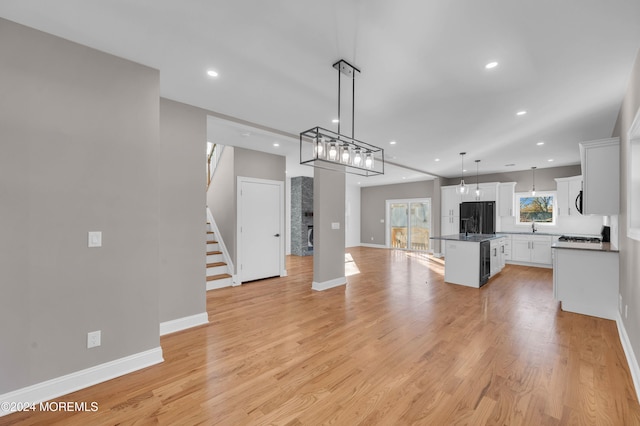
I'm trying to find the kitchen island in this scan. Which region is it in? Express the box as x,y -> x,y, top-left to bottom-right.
431,234 -> 506,288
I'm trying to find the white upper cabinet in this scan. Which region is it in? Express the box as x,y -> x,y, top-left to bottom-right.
498,182 -> 516,217
555,175 -> 582,217
441,186 -> 461,217
580,137 -> 620,215
463,182 -> 498,202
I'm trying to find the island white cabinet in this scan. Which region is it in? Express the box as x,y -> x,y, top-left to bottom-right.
444,240 -> 482,287
555,176 -> 582,217
498,183 -> 516,217
490,237 -> 507,277
510,235 -> 552,265
580,137 -> 620,215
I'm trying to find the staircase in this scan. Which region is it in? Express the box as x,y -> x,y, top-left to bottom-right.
206,226 -> 233,290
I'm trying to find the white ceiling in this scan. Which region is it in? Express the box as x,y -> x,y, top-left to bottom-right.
2,1 -> 639,182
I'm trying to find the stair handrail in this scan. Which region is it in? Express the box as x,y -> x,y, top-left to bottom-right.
206,144 -> 224,190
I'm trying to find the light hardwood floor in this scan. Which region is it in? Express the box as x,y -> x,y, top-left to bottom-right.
3,247 -> 640,425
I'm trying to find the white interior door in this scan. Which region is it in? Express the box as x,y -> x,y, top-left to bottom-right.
239,178 -> 283,282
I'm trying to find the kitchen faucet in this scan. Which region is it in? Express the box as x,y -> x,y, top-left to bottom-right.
531,221 -> 537,233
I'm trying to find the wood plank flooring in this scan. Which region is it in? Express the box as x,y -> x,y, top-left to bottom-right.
3,247 -> 639,425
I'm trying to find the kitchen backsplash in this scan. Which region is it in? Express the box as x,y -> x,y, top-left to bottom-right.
499,213 -> 607,236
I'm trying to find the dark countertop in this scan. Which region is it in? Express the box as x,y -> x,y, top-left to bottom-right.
551,241 -> 619,253
430,234 -> 506,243
497,231 -> 560,236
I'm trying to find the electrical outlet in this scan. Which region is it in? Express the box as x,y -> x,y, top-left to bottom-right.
87,330 -> 101,349
625,305 -> 628,319
88,231 -> 102,248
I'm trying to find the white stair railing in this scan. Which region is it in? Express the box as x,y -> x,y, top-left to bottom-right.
206,144 -> 225,189
206,207 -> 236,283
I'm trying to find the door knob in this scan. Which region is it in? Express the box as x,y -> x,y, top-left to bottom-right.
274,233 -> 280,237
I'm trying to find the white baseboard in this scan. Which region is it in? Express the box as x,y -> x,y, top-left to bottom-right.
160,312 -> 208,336
281,269 -> 288,277
359,243 -> 388,249
505,260 -> 552,269
312,276 -> 347,291
616,313 -> 640,402
232,274 -> 241,286
0,347 -> 163,417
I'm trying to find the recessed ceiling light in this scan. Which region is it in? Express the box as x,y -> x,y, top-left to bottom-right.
505,163 -> 516,167
485,61 -> 498,69
332,119 -> 339,123
537,141 -> 545,146
463,169 -> 467,173
402,177 -> 406,179
435,158 -> 440,162
240,132 -> 251,137
357,182 -> 361,185
548,158 -> 554,162
390,141 -> 397,145
516,110 -> 527,116
273,143 -> 280,147
207,70 -> 219,77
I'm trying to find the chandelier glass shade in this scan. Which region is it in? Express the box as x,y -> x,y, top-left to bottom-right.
457,152 -> 469,195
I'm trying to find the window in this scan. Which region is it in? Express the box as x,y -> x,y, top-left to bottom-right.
515,192 -> 556,225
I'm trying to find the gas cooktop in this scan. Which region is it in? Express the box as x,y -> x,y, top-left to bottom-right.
558,235 -> 602,243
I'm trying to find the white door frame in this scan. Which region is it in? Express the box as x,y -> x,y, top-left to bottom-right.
385,198 -> 432,252
236,176 -> 287,283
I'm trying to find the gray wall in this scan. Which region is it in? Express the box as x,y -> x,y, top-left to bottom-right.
0,19 -> 160,392
443,164 -> 582,192
613,48 -> 640,367
314,168 -> 346,283
159,98 -> 207,323
206,146 -> 286,271
361,180 -> 436,245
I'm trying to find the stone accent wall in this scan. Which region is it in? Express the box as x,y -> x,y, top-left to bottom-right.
291,176 -> 313,256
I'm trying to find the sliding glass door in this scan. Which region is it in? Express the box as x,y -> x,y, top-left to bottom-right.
386,198 -> 431,251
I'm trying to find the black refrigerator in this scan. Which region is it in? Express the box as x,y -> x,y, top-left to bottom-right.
460,201 -> 495,234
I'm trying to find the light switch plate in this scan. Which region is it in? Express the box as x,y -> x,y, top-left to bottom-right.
331,222 -> 340,230
88,231 -> 102,248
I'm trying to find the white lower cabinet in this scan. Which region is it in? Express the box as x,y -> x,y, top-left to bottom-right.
554,248 -> 619,320
510,235 -> 552,266
489,237 -> 507,277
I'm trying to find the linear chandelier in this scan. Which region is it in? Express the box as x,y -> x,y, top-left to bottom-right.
299,59 -> 384,176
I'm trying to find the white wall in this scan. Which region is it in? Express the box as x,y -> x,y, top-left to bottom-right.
346,184 -> 361,248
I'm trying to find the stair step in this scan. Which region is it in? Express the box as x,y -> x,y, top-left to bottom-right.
206,251 -> 222,256
207,231 -> 214,235
206,241 -> 219,245
206,262 -> 227,268
206,273 -> 232,281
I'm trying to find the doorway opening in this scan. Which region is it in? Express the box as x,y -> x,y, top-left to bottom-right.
385,198 -> 432,252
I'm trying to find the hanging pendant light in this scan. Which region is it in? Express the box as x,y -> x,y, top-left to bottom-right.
531,166 -> 537,196
299,59 -> 384,176
457,152 -> 469,195
474,159 -> 482,199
